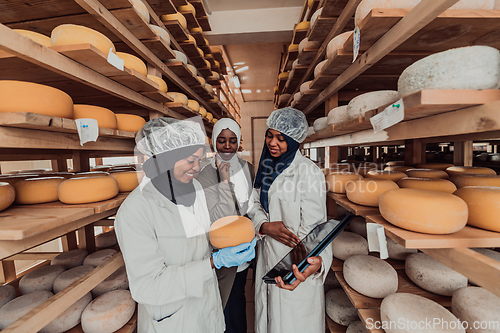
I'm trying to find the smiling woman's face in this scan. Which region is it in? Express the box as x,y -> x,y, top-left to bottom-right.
216,129 -> 238,161
173,147 -> 205,183
265,129 -> 288,158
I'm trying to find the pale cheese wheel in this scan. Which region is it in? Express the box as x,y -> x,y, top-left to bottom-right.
199,107 -> 207,117
398,46 -> 500,97
279,94 -> 291,104
366,170 -> 406,181
307,126 -> 315,137
344,255 -> 398,298
197,76 -> 206,86
346,321 -> 366,333
314,59 -> 328,78
386,237 -> 417,260
355,0 -> 421,27
19,265 -> 65,295
14,30 -> 51,47
209,216 -> 255,248
206,112 -> 214,121
346,90 -> 399,120
187,64 -> 198,76
326,172 -> 363,193
74,104 -> 117,129
41,292 -> 92,333
300,80 -> 313,94
51,24 -> 115,55
205,83 -> 213,92
349,216 -> 367,238
0,182 -> 15,212
83,249 -> 117,267
326,31 -> 353,59
446,166 -> 496,177
131,0 -> 149,23
327,105 -> 348,125
346,178 -> 399,207
146,75 -> 168,93
386,161 -> 405,166
188,99 -> 200,112
416,162 -> 454,170
81,290 -> 135,333
292,59 -> 299,70
110,171 -> 143,192
0,80 -> 74,118
379,188 -> 468,234
0,291 -> 53,330
95,229 -> 118,249
58,176 -> 119,204
167,92 -> 188,105
91,266 -> 128,298
116,52 -> 147,76
332,232 -> 369,261
73,171 -> 109,178
51,249 -> 88,269
288,44 -> 299,52
178,2 -> 196,15
384,165 -> 413,172
160,13 -> 187,29
115,114 -> 146,132
0,286 -> 16,309
311,8 -> 323,27
397,177 -> 457,193
451,174 -> 500,188
53,265 -> 95,293
166,50 -> 188,65
298,38 -> 321,53
211,71 -> 220,79
313,117 -> 328,132
452,287 -> 500,333
14,177 -> 64,204
454,186 -> 500,232
325,288 -> 359,326
405,168 -> 449,179
380,293 -> 465,333
293,92 -> 302,103
295,21 -> 310,30
406,253 -> 468,296
149,25 -> 170,45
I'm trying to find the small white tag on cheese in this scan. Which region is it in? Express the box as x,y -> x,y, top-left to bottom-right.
75,118 -> 99,146
366,223 -> 388,259
107,48 -> 124,71
353,26 -> 360,62
370,98 -> 405,133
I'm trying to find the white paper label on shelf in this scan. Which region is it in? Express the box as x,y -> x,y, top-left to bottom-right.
75,119 -> 99,146
370,98 -> 404,134
107,48 -> 124,71
353,26 -> 360,63
366,223 -> 388,259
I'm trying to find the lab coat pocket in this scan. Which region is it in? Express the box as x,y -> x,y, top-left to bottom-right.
151,304 -> 185,331
279,199 -> 301,233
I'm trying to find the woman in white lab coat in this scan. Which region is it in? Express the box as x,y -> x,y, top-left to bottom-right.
248,107 -> 331,333
115,117 -> 256,333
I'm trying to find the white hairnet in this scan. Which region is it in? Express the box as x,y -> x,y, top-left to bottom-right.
211,118 -> 241,153
267,107 -> 308,143
136,117 -> 206,157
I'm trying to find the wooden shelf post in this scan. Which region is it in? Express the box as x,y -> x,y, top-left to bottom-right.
453,141 -> 473,166
404,139 -> 426,166
72,150 -> 90,173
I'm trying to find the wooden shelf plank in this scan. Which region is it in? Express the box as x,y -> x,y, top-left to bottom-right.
284,50 -> 299,70
321,0 -> 350,17
66,309 -> 137,333
166,61 -> 199,85
310,74 -> 337,90
141,37 -> 176,61
358,309 -> 384,333
297,47 -> 319,65
292,28 -> 309,45
308,17 -> 338,41
306,0 -> 322,21
145,0 -> 177,16
110,68 -> 159,93
142,89 -> 174,103
179,10 -> 201,31
327,193 -> 380,217
111,6 -> 157,40
326,316 -> 347,333
165,102 -> 198,117
197,16 -> 211,31
162,20 -> 190,42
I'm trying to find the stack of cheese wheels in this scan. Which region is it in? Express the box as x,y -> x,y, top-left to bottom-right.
326,31 -> 353,59
454,186 -> 500,232
166,50 -> 188,65
397,177 -> 457,193
346,90 -> 399,121
325,288 -> 359,326
209,216 -> 255,248
147,75 -> 168,93
451,174 -> 500,188
91,266 -> 128,298
332,232 -> 368,260
51,24 -> 115,55
346,178 -> 399,207
149,25 -> 170,45
405,168 -> 449,179
313,117 -> 328,132
446,166 -> 496,177
160,12 -> 187,29
384,165 -> 413,172
398,46 -> 500,97
325,171 -> 363,193
115,114 -> 146,132
19,264 -> 66,294
366,170 -> 406,182
0,182 -> 15,212
327,105 -> 348,125
83,249 -> 117,267
59,176 -> 119,204
14,177 -> 65,204
386,237 -> 417,260
0,285 -> 16,309
116,52 -> 147,76
452,287 -> 500,330
95,229 -> 118,248
51,249 -> 89,269
187,99 -> 200,112
110,171 -> 144,192
300,80 -> 314,94
417,162 -> 454,170
0,291 -> 54,330
314,59 -> 328,78
131,0 -> 150,23
379,188 -> 468,234
167,92 -> 189,105
0,80 -> 74,118
74,105 -> 117,129
73,171 -> 109,178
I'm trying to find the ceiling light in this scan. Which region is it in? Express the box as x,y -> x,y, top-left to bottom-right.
232,75 -> 241,88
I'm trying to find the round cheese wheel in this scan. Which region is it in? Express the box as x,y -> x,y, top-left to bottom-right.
386,161 -> 405,166
416,163 -> 454,170
211,71 -> 220,79
51,249 -> 88,269
398,46 -> 500,97
295,21 -> 310,30
327,105 -> 348,125
325,172 -> 363,193
188,99 -> 200,112
14,30 -> 51,47
51,24 -> 115,55
178,2 -> 196,14
190,27 -> 203,33
166,50 -> 188,65
451,174 -> 500,188
212,118 -> 218,124
115,114 -> 146,132
14,177 -> 64,204
0,182 -> 15,212
288,44 -> 299,52
92,266 -> 128,298
314,59 -> 328,78
205,59 -> 211,67
386,237 -> 417,260
147,75 -> 168,93
209,216 -> 255,249
0,286 -> 16,309
384,165 -> 413,172
116,52 -> 147,76
346,178 -> 399,207
406,253 -> 468,296
53,265 -> 95,293
380,293 -> 465,333
349,216 -> 367,238
300,80 -> 313,94
167,92 -> 188,105
95,229 -> 118,249
344,255 -> 398,298
313,117 -> 328,132
73,105 -> 117,129
379,188 -> 468,234
83,249 -> 117,267
81,290 -> 135,333
293,92 -> 302,103
160,13 -> 187,29
292,59 -> 299,70
59,176 -> 119,204
205,83 -> 213,92
41,292 -> 92,333
110,171 -> 143,192
187,64 -> 197,76
72,171 -> 109,178
0,291 -> 53,330
405,168 -> 449,179
397,177 -> 457,193
311,8 -> 323,27
307,126 -> 315,137
149,25 -> 170,45
197,76 -> 206,86
19,265 -> 65,295
452,287 -> 500,333
454,186 -> 500,232
326,31 -> 353,59
355,0 -> 421,27
298,38 -> 321,53
0,80 -> 74,118
130,0 -> 149,22
206,112 -> 213,121
278,72 -> 289,80
346,90 -> 399,120
353,166 -> 377,177
346,321 -> 366,333
446,166 -> 496,177
196,46 -> 204,57
325,288 -> 359,326
199,107 -> 207,117
366,170 -> 407,181
332,232 -> 368,261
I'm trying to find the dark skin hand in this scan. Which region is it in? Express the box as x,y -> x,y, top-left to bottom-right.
260,221 -> 300,248
215,155 -> 231,184
275,256 -> 323,291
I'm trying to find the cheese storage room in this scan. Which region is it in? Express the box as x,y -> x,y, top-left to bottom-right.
0,0 -> 499,332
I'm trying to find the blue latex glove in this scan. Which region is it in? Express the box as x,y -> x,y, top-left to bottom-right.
212,238 -> 257,269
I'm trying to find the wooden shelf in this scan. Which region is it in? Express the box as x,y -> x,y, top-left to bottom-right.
326,316 -> 347,333
292,27 -> 309,45
165,102 -> 200,117
284,50 -> 299,71
307,116 -> 372,141
145,0 -> 176,16
197,16 -> 211,31
297,47 -> 319,65
166,61 -> 200,85
179,10 -> 201,31
306,0 -> 321,21
321,0 -> 350,17
111,6 -> 158,40
308,17 -> 338,41
327,193 -> 380,218
358,309 -> 384,333
141,37 -> 176,61
162,20 -> 190,42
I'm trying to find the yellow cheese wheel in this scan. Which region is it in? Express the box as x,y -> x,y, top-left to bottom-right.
178,2 -> 196,15
397,177 -> 457,193
160,13 -> 187,30
450,174 -> 500,188
454,186 -> 500,232
405,169 -> 449,179
209,216 -> 255,248
131,0 -> 150,23
199,107 -> 207,117
0,80 -> 74,118
116,52 -> 147,76
211,71 -> 220,79
212,118 -> 218,124
205,83 -> 213,92
204,38 -> 209,46
59,176 -> 119,204
0,175 -> 39,186
73,171 -> 110,178
51,24 -> 115,55
379,188 -> 468,234
416,163 -> 454,170
197,76 -> 206,86
214,60 -> 220,68
278,72 -> 289,80
354,166 -> 377,177
190,27 -> 203,33
204,59 -> 211,67
90,166 -> 111,172
185,33 -> 195,42
14,177 -> 65,204
308,0 -> 315,8
288,44 -> 299,52
384,166 -> 413,172
187,64 -> 198,76
0,183 -> 15,212
14,30 -> 51,47
146,75 -> 168,93
296,21 -> 311,30
386,161 -> 405,166
325,172 -> 363,193
73,105 -> 117,129
167,92 -> 188,105
205,53 -> 213,59
110,171 -> 144,192
446,166 -> 496,177
115,114 -> 146,132
196,47 -> 204,57
188,99 -> 200,112
206,112 -> 213,121
345,178 -> 399,207
366,170 -> 407,182
149,25 -> 170,45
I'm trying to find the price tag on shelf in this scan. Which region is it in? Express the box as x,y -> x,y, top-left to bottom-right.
107,47 -> 124,71
370,98 -> 405,133
353,26 -> 360,62
366,223 -> 388,259
75,118 -> 99,146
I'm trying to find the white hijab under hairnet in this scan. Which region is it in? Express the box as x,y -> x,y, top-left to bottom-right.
211,118 -> 241,153
267,107 -> 308,143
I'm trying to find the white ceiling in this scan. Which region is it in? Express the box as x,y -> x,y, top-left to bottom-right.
205,0 -> 304,12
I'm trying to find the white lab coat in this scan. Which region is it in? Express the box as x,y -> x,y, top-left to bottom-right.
247,151 -> 331,333
115,177 -> 225,333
